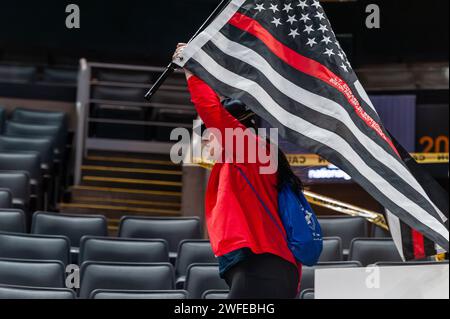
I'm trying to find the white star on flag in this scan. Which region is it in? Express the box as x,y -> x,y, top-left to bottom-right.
271,17 -> 283,27
255,3 -> 265,12
283,3 -> 293,13
340,63 -> 349,72
306,38 -> 317,47
299,13 -> 311,23
324,48 -> 335,57
318,24 -> 329,33
315,12 -> 325,21
321,36 -> 332,45
312,0 -> 321,9
269,3 -> 279,13
297,0 -> 308,10
289,28 -> 300,38
286,15 -> 298,25
338,52 -> 345,60
303,25 -> 314,34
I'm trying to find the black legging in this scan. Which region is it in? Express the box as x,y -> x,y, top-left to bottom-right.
224,253 -> 299,299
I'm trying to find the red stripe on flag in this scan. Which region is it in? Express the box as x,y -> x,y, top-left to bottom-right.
228,12 -> 400,157
412,229 -> 426,259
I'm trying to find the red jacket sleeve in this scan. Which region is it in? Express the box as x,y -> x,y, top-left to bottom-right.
187,75 -> 246,134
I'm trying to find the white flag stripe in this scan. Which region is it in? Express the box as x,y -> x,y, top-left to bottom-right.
354,80 -> 379,115
191,48 -> 449,242
209,31 -> 447,223
386,210 -> 406,261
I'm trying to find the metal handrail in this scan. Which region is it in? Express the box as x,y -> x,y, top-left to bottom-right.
73,59 -> 193,186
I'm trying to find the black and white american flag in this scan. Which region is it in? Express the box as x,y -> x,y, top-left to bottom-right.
175,0 -> 449,254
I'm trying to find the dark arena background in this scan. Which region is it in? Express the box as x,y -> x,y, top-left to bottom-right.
0,0 -> 448,306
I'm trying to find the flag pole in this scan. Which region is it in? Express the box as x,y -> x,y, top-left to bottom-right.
144,0 -> 231,101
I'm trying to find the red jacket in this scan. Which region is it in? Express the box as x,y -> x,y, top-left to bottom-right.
187,76 -> 301,276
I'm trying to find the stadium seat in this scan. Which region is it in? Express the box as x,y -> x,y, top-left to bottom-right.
42,68 -> 78,84
318,216 -> 369,254
184,264 -> 228,299
349,238 -> 402,266
175,240 -> 217,288
0,152 -> 43,210
119,217 -> 202,259
11,108 -> 67,127
91,290 -> 188,300
0,106 -> 5,132
32,212 -> 108,263
92,86 -> 147,102
0,136 -> 54,171
4,121 -> 65,156
0,284 -> 76,299
0,209 -> 26,233
79,236 -> 169,264
320,237 -> 343,262
0,258 -> 65,288
372,225 -> 392,238
79,262 -> 175,299
0,66 -> 36,83
96,70 -> 152,83
32,211 -> 108,247
0,189 -> 12,208
0,232 -> 70,265
202,290 -> 230,300
299,289 -> 315,300
0,171 -> 30,212
300,261 -> 363,293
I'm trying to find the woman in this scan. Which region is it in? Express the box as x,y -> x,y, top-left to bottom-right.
174,44 -> 302,299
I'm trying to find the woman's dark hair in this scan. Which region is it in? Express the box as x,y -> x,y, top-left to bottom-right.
223,98 -> 304,194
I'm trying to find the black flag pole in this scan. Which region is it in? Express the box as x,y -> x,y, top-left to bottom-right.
144,0 -> 231,101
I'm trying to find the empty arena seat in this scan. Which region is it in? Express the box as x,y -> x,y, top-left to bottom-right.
0,65 -> 36,83
372,225 -> 392,238
154,109 -> 197,142
0,284 -> 76,299
0,136 -> 54,170
79,262 -> 175,299
151,90 -> 191,105
43,68 -> 78,84
4,121 -> 65,155
184,264 -> 228,299
0,259 -> 65,288
11,108 -> 67,127
320,237 -> 343,262
349,238 -> 402,266
32,212 -> 108,248
0,232 -> 70,265
299,289 -> 315,300
0,152 -> 43,210
300,261 -> 363,293
175,240 -> 216,288
92,87 -> 147,102
119,217 -> 202,259
0,106 -> 5,132
91,290 -> 188,300
0,171 -> 30,211
0,209 -> 26,233
96,71 -> 152,84
0,189 -> 12,208
318,216 -> 369,254
79,236 -> 169,264
202,290 -> 230,300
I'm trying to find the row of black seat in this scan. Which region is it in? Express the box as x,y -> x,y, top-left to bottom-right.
0,107 -> 70,223
0,210 -> 422,299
